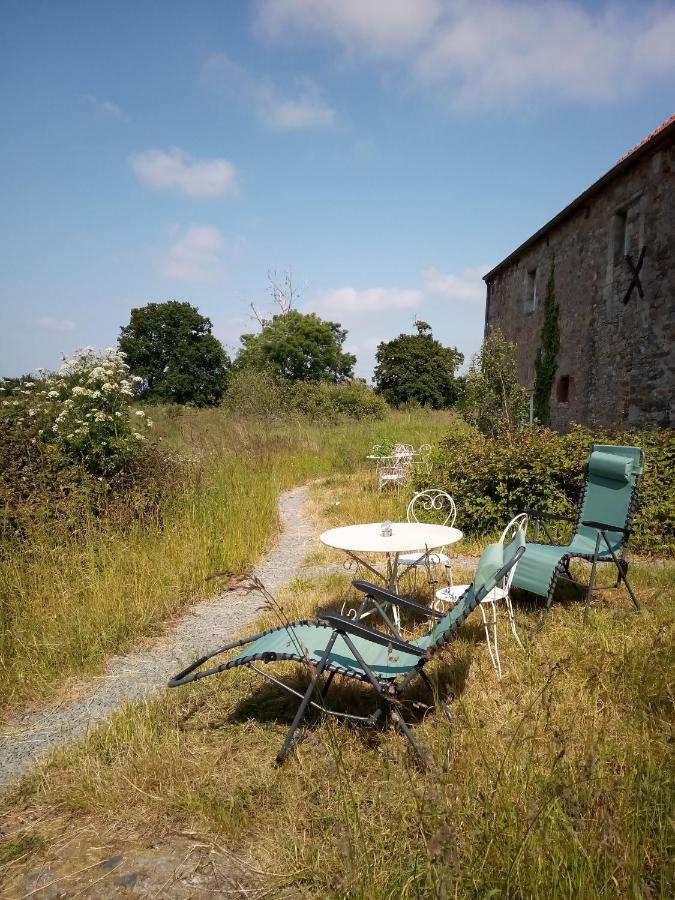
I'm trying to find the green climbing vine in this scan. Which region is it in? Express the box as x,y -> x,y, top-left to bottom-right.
533,260 -> 559,425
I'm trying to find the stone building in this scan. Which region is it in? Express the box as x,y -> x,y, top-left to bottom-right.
483,115 -> 675,430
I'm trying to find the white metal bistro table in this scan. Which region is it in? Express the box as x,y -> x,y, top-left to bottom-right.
320,521 -> 463,589
320,522 -> 463,627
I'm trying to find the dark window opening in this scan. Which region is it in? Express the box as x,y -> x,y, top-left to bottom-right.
612,210 -> 628,266
556,375 -> 571,403
611,200 -> 641,269
524,268 -> 537,313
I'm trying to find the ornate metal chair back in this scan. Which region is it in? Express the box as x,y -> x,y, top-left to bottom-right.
498,513 -> 529,591
406,489 -> 457,528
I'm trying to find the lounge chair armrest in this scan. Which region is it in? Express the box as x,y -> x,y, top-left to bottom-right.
318,612 -> 426,657
523,508 -> 576,524
495,545 -> 526,582
581,519 -> 631,536
351,580 -> 443,619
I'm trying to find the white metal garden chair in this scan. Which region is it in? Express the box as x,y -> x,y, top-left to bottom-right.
434,513 -> 528,679
397,489 -> 458,592
377,453 -> 413,491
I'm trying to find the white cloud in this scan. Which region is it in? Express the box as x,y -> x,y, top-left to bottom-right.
203,53 -> 337,130
309,266 -> 489,320
255,0 -> 442,59
632,7 -> 675,76
312,286 -> 423,316
131,148 -> 238,197
159,225 -> 225,283
414,2 -> 675,109
83,95 -> 130,122
264,86 -> 337,130
254,0 -> 675,110
364,336 -> 384,350
422,265 -> 489,305
34,317 -> 77,332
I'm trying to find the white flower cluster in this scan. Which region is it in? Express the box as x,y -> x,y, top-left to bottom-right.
1,347 -> 153,473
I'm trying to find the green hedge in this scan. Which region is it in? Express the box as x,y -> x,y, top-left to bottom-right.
420,425 -> 675,556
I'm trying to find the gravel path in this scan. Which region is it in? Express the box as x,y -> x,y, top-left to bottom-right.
0,485 -> 316,790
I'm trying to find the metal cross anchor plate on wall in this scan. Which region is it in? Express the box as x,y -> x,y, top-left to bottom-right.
622,246 -> 646,305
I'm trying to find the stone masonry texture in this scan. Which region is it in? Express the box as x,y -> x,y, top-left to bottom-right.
484,123 -> 675,431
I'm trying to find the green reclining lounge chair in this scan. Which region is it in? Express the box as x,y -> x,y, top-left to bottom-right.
512,444 -> 643,624
169,536 -> 525,767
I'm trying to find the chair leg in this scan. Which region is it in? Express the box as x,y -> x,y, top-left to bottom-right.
444,563 -> 453,593
538,563 -> 565,630
490,601 -> 502,679
539,596 -> 553,629
480,601 -> 501,679
604,546 -> 640,612
323,670 -> 336,698
505,595 -> 524,650
391,603 -> 401,631
276,632 -> 338,766
583,533 -> 602,625
620,570 -> 640,612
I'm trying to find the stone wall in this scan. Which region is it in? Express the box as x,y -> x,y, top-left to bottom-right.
485,136 -> 675,430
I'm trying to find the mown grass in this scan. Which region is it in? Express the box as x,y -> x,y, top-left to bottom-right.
0,408 -> 452,713
2,458 -> 673,898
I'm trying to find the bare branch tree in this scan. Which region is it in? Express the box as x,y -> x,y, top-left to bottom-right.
267,269 -> 299,315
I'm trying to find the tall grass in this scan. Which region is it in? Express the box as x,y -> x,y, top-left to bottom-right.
4,497 -> 672,898
0,408 -> 453,712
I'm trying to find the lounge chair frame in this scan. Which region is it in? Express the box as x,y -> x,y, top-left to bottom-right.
521,445 -> 643,624
169,548 -> 524,767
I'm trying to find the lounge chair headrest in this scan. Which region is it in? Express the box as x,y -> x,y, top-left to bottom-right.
474,542 -> 503,596
588,450 -> 632,482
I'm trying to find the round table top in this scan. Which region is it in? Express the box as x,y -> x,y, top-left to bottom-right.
320,522 -> 463,554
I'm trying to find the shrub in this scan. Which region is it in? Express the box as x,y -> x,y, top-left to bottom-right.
285,379 -> 388,421
221,366 -> 286,419
223,368 -> 388,422
420,424 -> 674,555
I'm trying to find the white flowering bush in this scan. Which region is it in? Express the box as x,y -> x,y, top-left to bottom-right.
0,347 -> 152,475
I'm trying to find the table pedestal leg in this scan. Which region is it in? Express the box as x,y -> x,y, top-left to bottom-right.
386,553 -> 400,629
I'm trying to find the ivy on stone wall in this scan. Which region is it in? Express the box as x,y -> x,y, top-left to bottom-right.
533,261 -> 560,425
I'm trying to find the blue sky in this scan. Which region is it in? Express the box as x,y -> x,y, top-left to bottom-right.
1,0 -> 674,380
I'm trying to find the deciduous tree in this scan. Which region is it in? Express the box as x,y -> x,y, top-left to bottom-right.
236,310 -> 355,382
119,301 -> 229,406
373,321 -> 463,408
